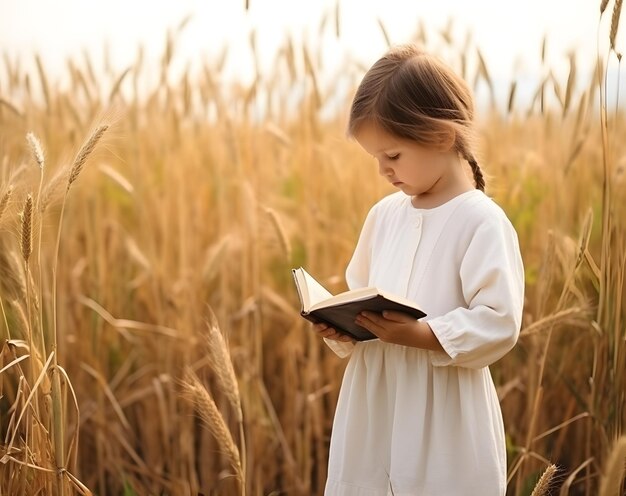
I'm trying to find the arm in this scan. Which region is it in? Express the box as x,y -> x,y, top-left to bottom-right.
355,311 -> 443,351
425,216 -> 524,368
355,215 -> 524,368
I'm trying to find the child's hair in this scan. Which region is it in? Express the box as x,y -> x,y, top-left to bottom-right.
348,44 -> 485,192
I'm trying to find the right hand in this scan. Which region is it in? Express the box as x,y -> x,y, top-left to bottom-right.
312,322 -> 356,343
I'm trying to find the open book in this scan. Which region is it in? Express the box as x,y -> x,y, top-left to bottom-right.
292,267 -> 426,341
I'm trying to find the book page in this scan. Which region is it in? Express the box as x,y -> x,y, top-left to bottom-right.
310,286 -> 378,310
294,267 -> 333,310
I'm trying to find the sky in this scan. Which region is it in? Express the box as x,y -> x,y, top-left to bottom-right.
0,0 -> 624,108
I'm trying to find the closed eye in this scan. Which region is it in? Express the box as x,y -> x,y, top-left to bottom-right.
386,153 -> 400,161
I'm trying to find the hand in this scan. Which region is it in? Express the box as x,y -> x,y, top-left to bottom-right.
355,311 -> 444,351
354,310 -> 418,344
312,322 -> 356,343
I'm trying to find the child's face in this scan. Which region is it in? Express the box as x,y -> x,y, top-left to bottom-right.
354,122 -> 461,199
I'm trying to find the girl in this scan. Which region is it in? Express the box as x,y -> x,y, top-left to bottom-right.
313,44 -> 524,496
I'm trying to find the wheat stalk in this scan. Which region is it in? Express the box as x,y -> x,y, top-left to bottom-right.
264,207 -> 292,260
35,55 -> 50,110
0,97 -> 24,118
67,125 -> 109,191
20,194 -> 33,263
40,168 -> 67,213
0,247 -> 27,304
181,368 -> 243,484
611,0 -> 623,51
530,464 -> 557,496
599,436 -> 626,495
601,0 -> 610,15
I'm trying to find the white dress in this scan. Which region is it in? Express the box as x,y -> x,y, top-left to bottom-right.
323,189 -> 524,496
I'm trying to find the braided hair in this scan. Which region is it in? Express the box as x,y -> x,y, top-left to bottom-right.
349,44 -> 485,191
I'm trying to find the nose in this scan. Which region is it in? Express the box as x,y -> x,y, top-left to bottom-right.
378,160 -> 392,177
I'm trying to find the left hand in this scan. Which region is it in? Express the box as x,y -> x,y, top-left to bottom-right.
355,310 -> 419,345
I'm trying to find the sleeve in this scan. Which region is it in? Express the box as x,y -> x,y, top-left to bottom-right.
323,205 -> 379,358
426,215 -> 524,369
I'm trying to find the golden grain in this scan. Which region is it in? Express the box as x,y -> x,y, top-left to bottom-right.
26,133 -> 45,170
0,16 -> 624,496
181,369 -> 243,481
611,0 -> 623,50
0,185 -> 13,223
20,195 -> 33,263
204,308 -> 243,423
530,464 -> 558,496
67,125 -> 109,190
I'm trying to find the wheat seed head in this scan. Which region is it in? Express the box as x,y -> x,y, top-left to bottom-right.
26,132 -> 45,170
0,185 -> 14,223
610,0 -> 623,51
20,194 -> 33,263
67,124 -> 109,190
204,309 -> 243,423
181,368 -> 242,479
530,464 -> 558,496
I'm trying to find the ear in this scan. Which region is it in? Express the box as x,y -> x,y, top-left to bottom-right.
437,128 -> 456,152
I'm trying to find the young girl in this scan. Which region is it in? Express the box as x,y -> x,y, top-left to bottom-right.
313,44 -> 524,496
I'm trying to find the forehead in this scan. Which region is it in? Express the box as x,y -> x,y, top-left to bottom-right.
353,122 -> 402,154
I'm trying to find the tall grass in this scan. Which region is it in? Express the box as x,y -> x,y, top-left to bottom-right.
0,5 -> 625,495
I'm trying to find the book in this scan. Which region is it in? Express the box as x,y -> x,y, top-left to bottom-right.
291,267 -> 427,341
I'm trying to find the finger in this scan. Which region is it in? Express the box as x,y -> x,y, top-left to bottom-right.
359,311 -> 383,325
313,326 -> 331,336
355,313 -> 383,336
325,331 -> 344,341
322,328 -> 339,338
381,310 -> 414,322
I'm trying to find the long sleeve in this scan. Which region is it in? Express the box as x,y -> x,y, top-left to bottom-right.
427,215 -> 524,369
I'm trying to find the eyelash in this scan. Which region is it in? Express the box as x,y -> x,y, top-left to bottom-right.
387,154 -> 400,161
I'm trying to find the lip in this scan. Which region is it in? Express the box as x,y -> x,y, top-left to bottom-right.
391,181 -> 403,186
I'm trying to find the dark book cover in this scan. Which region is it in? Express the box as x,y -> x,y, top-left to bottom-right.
303,295 -> 427,341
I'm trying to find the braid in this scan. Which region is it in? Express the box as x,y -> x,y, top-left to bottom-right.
457,140 -> 485,192
468,158 -> 485,192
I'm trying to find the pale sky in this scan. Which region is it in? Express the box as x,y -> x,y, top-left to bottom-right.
0,0 -> 623,107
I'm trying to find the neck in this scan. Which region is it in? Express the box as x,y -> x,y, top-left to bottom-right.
412,158 -> 475,209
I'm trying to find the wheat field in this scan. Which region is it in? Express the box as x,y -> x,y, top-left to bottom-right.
0,4 -> 625,496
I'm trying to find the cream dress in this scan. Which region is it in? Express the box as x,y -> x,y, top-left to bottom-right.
323,190 -> 524,496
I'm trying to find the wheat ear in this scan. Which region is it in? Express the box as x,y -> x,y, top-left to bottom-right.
0,185 -> 13,223
26,132 -> 45,170
181,368 -> 243,481
204,307 -> 242,423
610,0 -> 623,51
601,0 -> 610,15
67,125 -> 109,191
20,194 -> 33,263
530,464 -> 558,496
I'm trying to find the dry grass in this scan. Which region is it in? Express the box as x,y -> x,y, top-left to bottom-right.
0,5 -> 624,496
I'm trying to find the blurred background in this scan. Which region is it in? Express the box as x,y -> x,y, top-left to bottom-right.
0,1 -> 625,495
